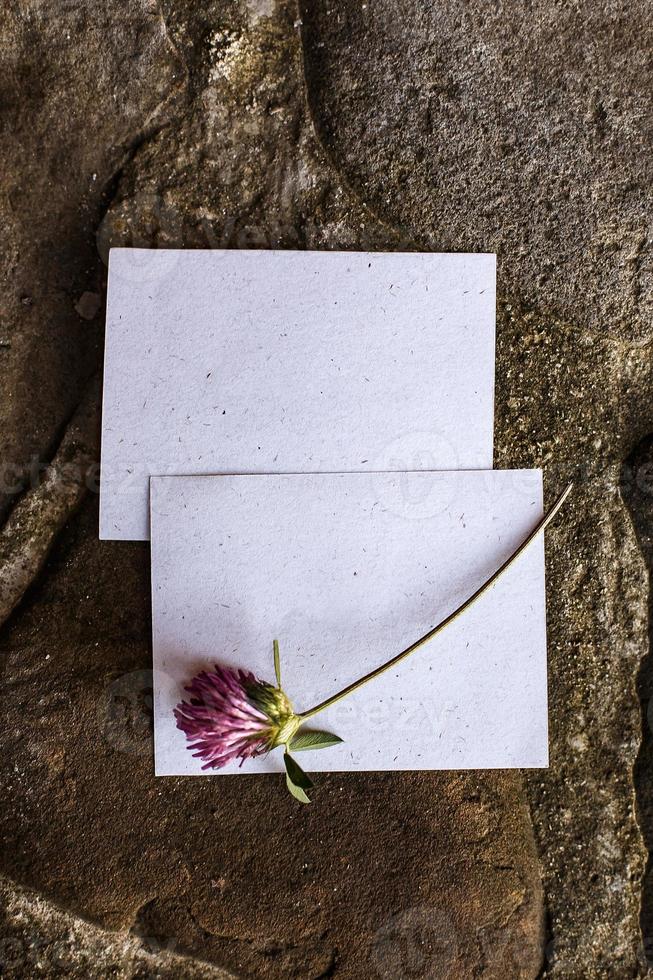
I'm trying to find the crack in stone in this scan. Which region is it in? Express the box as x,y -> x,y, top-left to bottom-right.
621,434 -> 653,969
0,376 -> 100,630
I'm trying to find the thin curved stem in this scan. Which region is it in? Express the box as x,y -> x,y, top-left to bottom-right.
298,482 -> 573,721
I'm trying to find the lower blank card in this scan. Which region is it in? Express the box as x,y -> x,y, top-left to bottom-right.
150,470 -> 548,775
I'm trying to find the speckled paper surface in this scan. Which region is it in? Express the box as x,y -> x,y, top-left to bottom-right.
151,469 -> 547,775
100,249 -> 496,540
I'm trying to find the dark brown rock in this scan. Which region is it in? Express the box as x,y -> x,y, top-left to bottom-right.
0,375 -> 99,628
0,0 -> 183,522
299,0 -> 653,342
494,301 -> 651,974
0,875 -> 224,979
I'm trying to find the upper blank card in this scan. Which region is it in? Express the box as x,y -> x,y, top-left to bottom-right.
100,248 -> 496,540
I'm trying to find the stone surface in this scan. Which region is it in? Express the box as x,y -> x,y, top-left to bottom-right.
299,0 -> 653,342
0,875 -> 227,979
623,437 -> 653,964
0,0 -> 651,977
0,0 -> 183,522
0,375 -> 99,628
493,302 -> 651,974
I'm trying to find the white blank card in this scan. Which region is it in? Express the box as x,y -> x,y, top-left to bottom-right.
100,249 -> 496,540
151,470 -> 547,775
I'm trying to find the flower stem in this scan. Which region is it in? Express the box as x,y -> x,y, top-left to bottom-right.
298,481 -> 573,721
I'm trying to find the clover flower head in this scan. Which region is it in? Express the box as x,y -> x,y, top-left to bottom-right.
174,665 -> 299,770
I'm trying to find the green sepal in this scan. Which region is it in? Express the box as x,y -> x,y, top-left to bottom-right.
290,730 -> 343,751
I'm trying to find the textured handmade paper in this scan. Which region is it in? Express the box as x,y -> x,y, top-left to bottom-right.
151,470 -> 547,775
100,248 -> 496,540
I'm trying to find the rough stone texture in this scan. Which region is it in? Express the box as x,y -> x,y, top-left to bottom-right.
0,0 -> 183,522
0,375 -> 99,627
493,304 -> 651,974
0,0 -> 651,977
96,0 -> 394,259
0,875 -> 229,979
624,437 -> 653,965
299,0 -> 653,342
